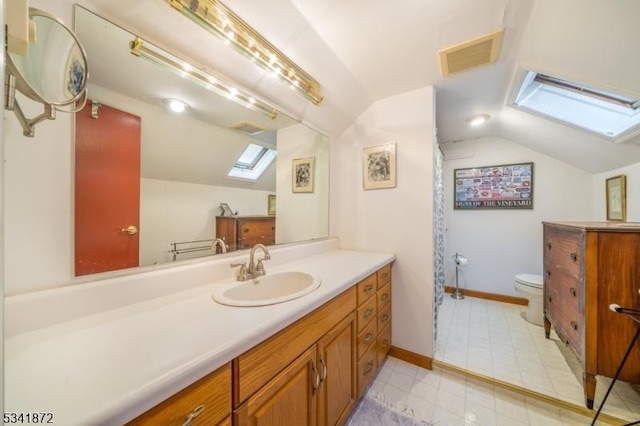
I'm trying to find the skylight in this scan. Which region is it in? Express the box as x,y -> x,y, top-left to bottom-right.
510,71 -> 640,142
227,143 -> 276,181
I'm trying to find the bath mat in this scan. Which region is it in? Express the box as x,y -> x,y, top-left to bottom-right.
346,395 -> 433,426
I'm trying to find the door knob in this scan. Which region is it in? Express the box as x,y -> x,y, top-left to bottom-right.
121,225 -> 138,235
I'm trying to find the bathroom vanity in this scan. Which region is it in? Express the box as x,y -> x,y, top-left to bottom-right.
4,239 -> 394,425
542,221 -> 640,409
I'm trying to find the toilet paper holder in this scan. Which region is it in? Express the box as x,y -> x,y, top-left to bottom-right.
452,253 -> 467,300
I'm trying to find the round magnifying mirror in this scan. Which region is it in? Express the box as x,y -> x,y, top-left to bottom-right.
6,8 -> 88,106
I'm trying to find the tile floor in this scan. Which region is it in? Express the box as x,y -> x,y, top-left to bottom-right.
365,356 -> 604,425
434,295 -> 640,423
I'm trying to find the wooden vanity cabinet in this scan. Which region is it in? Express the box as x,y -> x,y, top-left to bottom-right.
543,222 -> 640,409
234,288 -> 357,426
127,363 -> 231,426
215,216 -> 275,252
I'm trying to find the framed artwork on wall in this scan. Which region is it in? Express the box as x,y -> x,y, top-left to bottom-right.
606,174 -> 626,221
219,203 -> 234,216
454,162 -> 533,209
292,157 -> 315,193
362,142 -> 396,190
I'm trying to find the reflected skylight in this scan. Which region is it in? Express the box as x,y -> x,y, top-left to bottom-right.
227,143 -> 276,181
512,71 -> 640,142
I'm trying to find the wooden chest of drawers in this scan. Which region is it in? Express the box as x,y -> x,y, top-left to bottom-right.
215,216 -> 275,251
543,221 -> 640,408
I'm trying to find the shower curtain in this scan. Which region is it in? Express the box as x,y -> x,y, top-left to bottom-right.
433,138 -> 445,342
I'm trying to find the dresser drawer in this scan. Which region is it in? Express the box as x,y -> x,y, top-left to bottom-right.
378,303 -> 391,331
357,345 -> 378,397
357,296 -> 377,332
377,264 -> 391,288
127,363 -> 231,426
545,270 -> 581,312
377,323 -> 391,366
357,318 -> 377,359
545,230 -> 582,278
356,274 -> 377,305
377,283 -> 391,309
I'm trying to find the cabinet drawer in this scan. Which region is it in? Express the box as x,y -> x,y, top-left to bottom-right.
127,363 -> 231,426
357,318 -> 377,359
378,303 -> 391,331
357,346 -> 378,397
545,230 -> 582,278
357,296 -> 377,332
377,264 -> 391,288
377,322 -> 391,366
356,274 -> 377,305
545,271 -> 581,312
377,283 -> 391,309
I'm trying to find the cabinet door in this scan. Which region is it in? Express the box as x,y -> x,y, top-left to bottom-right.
317,312 -> 356,426
235,346 -> 318,426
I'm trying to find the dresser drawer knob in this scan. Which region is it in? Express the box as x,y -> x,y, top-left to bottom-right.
569,287 -> 576,297
364,331 -> 375,343
381,272 -> 389,279
381,339 -> 390,349
546,242 -> 552,250
570,252 -> 577,262
363,361 -> 374,375
363,285 -> 374,294
363,308 -> 375,320
380,314 -> 389,323
381,293 -> 390,302
571,320 -> 578,331
546,270 -> 551,277
548,296 -> 552,303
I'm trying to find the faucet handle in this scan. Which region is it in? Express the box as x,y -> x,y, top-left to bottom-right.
231,262 -> 248,281
255,259 -> 266,276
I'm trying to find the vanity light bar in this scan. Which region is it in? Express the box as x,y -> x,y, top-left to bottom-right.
167,0 -> 323,106
129,36 -> 279,120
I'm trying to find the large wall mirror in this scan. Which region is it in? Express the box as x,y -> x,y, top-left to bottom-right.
73,6 -> 329,277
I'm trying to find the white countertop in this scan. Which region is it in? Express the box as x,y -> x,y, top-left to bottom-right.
5,248 -> 394,425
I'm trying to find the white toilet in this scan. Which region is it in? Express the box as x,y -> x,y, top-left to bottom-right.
514,274 -> 544,326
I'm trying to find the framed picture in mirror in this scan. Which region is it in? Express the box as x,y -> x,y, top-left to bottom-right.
606,174 -> 626,221
293,157 -> 315,193
268,195 -> 276,215
220,203 -> 234,216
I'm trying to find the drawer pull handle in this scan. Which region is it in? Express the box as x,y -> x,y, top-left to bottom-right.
311,362 -> 320,394
319,355 -> 327,382
547,296 -> 552,303
571,320 -> 578,331
363,285 -> 374,294
381,293 -> 390,302
570,252 -> 577,262
182,405 -> 205,426
569,287 -> 576,297
380,314 -> 389,323
363,361 -> 374,375
243,228 -> 249,233
381,272 -> 389,279
546,242 -> 552,250
363,308 -> 375,320
381,339 -> 390,349
546,270 -> 551,277
364,331 -> 375,343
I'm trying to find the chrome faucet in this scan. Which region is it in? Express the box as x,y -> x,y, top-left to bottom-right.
248,243 -> 271,276
212,238 -> 227,254
231,243 -> 271,281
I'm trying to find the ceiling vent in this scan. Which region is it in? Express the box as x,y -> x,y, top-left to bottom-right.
439,29 -> 504,77
231,121 -> 267,135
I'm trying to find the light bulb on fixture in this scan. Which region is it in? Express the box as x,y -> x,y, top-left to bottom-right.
466,114 -> 490,126
164,98 -> 188,113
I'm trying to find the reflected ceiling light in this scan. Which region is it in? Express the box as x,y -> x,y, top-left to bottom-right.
164,98 -> 188,113
130,36 -> 278,120
466,114 -> 490,126
167,0 -> 323,106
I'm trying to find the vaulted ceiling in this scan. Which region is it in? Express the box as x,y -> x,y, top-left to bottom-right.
71,0 -> 640,173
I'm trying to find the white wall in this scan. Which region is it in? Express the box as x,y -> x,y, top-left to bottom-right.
276,124 -> 329,244
331,86 -> 435,358
443,136 -> 593,296
140,179 -> 272,265
592,162 -> 640,222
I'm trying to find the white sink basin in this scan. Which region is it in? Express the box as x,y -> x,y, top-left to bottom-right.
212,271 -> 321,307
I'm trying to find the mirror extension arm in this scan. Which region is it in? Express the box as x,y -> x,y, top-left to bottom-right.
5,73 -> 56,137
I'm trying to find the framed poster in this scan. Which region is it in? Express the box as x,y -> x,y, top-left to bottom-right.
606,174 -> 626,221
292,157 -> 315,193
363,143 -> 396,190
268,194 -> 276,215
454,162 -> 533,209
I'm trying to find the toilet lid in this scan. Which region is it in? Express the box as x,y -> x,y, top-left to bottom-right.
515,274 -> 543,289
